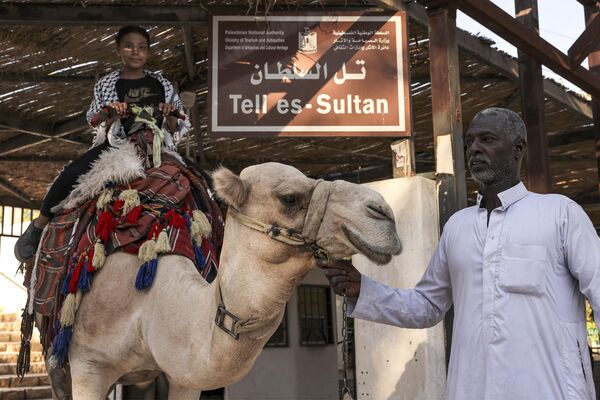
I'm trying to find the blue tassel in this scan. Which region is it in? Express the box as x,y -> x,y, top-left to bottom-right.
78,261 -> 91,293
194,243 -> 206,272
51,326 -> 73,365
61,270 -> 72,296
183,213 -> 192,230
135,258 -> 158,291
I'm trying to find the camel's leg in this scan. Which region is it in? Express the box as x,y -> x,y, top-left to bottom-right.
45,356 -> 71,400
168,382 -> 201,400
70,362 -> 117,400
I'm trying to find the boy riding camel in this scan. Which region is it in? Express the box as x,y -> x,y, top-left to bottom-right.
15,25 -> 190,262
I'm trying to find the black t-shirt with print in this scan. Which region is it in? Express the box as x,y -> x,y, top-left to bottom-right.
116,75 -> 165,133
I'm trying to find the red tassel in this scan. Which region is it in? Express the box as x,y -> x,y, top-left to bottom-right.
113,199 -> 125,214
86,246 -> 95,273
96,211 -> 117,242
69,254 -> 85,293
165,209 -> 186,229
146,222 -> 163,240
125,205 -> 143,224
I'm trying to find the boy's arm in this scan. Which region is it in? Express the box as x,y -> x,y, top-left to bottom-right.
86,81 -> 104,125
162,80 -> 191,145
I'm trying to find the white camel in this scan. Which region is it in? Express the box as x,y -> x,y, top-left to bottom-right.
52,162 -> 401,399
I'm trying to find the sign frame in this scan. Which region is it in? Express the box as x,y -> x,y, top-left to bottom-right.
208,12 -> 411,137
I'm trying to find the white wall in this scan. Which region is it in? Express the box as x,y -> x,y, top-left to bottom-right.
0,235 -> 28,314
353,176 -> 447,400
226,268 -> 339,400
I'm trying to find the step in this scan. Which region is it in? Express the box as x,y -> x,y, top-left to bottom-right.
0,322 -> 20,333
0,374 -> 49,388
0,354 -> 44,365
0,385 -> 52,399
0,315 -> 18,323
0,364 -> 46,375
0,344 -> 42,354
0,334 -> 20,343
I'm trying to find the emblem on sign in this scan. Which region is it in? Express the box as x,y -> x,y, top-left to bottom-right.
298,27 -> 317,54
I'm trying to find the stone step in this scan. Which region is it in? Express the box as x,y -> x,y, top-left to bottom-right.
0,334 -> 20,343
0,354 -> 44,365
0,374 -> 49,389
0,323 -> 20,333
0,385 -> 52,399
0,344 -> 42,354
0,364 -> 46,376
0,315 -> 19,323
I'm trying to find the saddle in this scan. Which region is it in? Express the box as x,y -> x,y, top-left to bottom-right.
18,143 -> 224,374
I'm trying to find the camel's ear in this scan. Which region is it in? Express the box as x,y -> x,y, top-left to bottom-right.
212,167 -> 249,208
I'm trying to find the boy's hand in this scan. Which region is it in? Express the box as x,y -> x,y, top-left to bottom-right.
108,102 -> 128,116
159,103 -> 177,117
318,259 -> 361,298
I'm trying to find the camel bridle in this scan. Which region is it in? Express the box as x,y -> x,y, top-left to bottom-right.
215,180 -> 334,340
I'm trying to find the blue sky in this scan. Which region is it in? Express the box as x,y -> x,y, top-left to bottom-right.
456,0 -> 588,95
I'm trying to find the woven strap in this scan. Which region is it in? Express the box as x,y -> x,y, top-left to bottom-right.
301,180 -> 334,241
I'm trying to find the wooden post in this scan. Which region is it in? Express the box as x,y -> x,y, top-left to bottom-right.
515,0 -> 551,193
391,138 -> 415,178
427,2 -> 466,368
586,5 -> 600,195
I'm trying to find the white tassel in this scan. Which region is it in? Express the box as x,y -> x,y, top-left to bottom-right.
92,241 -> 106,270
191,210 -> 212,242
96,188 -> 114,210
138,239 -> 158,263
155,230 -> 171,254
60,293 -> 77,327
119,189 -> 140,214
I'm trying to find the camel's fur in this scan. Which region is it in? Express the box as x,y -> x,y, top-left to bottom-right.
53,162 -> 401,399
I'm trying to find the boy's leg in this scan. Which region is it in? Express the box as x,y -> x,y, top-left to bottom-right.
14,143 -> 111,262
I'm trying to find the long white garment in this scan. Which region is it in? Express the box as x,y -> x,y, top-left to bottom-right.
350,182 -> 600,400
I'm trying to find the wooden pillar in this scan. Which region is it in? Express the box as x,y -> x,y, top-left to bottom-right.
586,5 -> 600,194
427,3 -> 466,367
515,0 -> 551,193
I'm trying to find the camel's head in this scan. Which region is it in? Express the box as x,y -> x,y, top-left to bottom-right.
212,163 -> 401,265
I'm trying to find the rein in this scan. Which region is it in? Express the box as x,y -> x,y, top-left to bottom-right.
215,180 -> 334,340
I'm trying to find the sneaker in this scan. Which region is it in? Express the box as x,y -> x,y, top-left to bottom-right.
14,223 -> 44,263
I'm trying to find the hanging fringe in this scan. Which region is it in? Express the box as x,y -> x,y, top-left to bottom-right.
194,243 -> 206,272
68,256 -> 85,294
165,209 -> 186,229
135,258 -> 158,291
96,211 -> 117,242
61,269 -> 73,296
138,239 -> 158,263
78,259 -> 91,293
51,326 -> 73,366
17,305 -> 34,378
119,189 -> 140,214
96,188 -> 114,210
92,240 -> 106,270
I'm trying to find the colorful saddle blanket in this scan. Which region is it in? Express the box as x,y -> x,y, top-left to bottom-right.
27,158 -> 223,358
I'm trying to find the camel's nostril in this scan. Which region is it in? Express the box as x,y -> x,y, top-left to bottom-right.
367,205 -> 393,221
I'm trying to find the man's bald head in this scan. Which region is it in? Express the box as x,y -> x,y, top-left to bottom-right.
470,107 -> 527,146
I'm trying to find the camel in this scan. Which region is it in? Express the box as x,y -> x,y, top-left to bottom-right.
50,162 -> 401,399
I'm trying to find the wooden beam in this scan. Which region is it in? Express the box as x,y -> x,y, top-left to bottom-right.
0,176 -> 33,205
0,4 -> 208,26
568,11 -> 600,66
0,116 -> 87,147
585,5 -> 600,196
428,4 -> 465,369
0,156 -> 72,163
369,0 -> 593,119
515,0 -> 550,193
454,0 -> 600,98
0,73 -> 94,83
0,115 -> 89,156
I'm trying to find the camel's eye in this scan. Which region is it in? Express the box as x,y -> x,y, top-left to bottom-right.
280,194 -> 297,206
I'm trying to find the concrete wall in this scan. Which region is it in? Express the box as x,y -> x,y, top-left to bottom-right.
226,268 -> 339,400
0,236 -> 27,313
353,176 -> 446,400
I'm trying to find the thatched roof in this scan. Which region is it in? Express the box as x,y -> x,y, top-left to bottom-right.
0,1 -> 597,224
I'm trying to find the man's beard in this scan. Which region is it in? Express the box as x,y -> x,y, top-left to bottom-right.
470,157 -> 515,186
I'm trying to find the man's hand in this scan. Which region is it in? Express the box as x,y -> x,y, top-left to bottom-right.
318,259 -> 361,298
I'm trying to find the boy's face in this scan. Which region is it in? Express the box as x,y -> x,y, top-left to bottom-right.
117,32 -> 150,70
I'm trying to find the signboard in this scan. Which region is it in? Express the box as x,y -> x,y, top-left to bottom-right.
209,13 -> 411,137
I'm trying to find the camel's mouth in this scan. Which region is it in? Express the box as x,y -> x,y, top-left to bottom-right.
341,224 -> 401,265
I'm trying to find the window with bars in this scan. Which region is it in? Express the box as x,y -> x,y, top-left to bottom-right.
266,305 -> 288,347
297,285 -> 334,346
0,206 -> 39,238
